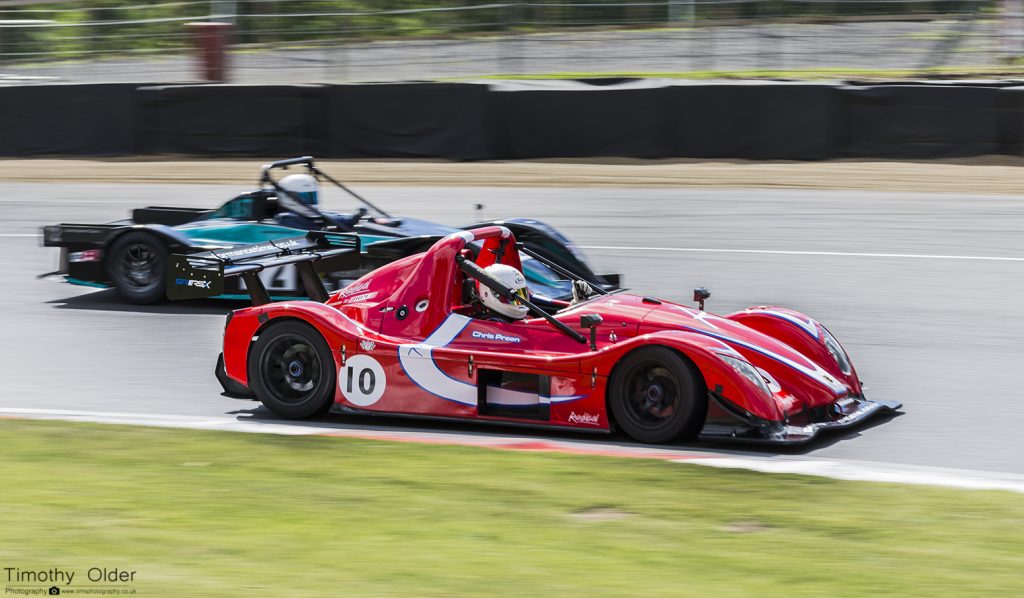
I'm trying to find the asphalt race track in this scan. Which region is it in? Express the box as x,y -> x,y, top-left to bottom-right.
3,182 -> 1023,474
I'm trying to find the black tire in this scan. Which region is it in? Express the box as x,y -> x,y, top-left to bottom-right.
608,347 -> 707,444
248,320 -> 336,419
106,231 -> 168,304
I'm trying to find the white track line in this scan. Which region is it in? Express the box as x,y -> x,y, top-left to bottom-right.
693,457 -> 1024,493
0,233 -> 40,237
579,245 -> 1024,262
3,407 -> 1023,493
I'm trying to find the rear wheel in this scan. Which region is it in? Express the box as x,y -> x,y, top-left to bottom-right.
608,347 -> 707,444
248,320 -> 336,419
107,231 -> 168,304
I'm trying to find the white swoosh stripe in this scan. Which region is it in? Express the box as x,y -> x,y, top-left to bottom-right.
746,309 -> 819,339
399,314 -> 475,405
682,326 -> 847,396
398,314 -> 583,406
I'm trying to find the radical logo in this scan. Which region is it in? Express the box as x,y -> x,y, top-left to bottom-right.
339,280 -> 371,297
175,278 -> 211,289
568,411 -> 600,425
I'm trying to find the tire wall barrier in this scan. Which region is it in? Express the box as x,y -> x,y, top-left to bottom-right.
2,81 -> 1022,159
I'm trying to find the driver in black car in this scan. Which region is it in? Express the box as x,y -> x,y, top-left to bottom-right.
273,173 -> 365,231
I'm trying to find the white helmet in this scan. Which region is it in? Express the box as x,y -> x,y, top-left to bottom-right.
279,173 -> 318,206
478,264 -> 529,320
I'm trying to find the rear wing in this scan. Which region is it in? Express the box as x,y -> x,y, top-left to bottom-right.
41,223 -> 125,247
166,231 -> 360,305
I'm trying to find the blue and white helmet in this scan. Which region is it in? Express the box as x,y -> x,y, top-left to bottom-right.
279,173 -> 318,206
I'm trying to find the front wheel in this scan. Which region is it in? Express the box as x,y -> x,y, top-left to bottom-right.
248,320 -> 337,419
608,347 -> 707,444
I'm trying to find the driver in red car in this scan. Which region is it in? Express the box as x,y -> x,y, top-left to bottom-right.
476,264 -> 530,322
475,263 -> 597,322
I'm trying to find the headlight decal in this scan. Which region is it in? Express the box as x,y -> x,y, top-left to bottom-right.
682,325 -> 849,395
820,327 -> 853,375
718,354 -> 773,397
754,366 -> 782,394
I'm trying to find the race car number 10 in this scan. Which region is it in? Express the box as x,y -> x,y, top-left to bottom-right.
340,354 -> 386,406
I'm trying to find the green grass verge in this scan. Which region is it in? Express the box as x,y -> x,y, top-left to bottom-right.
1,420 -> 1021,597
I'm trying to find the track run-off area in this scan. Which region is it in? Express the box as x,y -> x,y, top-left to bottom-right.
3,181 -> 1024,490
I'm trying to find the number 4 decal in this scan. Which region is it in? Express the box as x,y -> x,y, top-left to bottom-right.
340,355 -> 386,406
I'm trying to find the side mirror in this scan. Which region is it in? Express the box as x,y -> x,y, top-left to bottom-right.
693,287 -> 711,311
580,314 -> 603,351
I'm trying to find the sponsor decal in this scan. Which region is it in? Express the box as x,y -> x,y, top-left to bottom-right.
359,339 -> 376,352
339,354 -> 387,407
568,411 -> 600,425
218,238 -> 299,259
175,278 -> 211,289
339,280 -> 371,297
471,330 -> 522,343
343,291 -> 378,303
68,249 -> 102,263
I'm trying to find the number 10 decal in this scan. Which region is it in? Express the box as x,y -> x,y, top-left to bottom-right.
340,354 -> 386,406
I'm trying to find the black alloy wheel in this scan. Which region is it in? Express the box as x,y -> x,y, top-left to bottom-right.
248,320 -> 336,419
608,347 -> 707,444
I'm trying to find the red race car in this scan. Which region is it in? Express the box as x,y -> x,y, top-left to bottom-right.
170,226 -> 901,444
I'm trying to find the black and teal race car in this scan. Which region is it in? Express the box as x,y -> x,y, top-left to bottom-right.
41,156 -> 619,304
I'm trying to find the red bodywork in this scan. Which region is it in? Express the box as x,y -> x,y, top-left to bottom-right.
221,226 -> 891,442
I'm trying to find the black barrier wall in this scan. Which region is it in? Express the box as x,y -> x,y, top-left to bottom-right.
672,84 -> 839,159
328,83 -> 491,160
0,84 -> 138,156
136,84 -> 329,155
838,85 -> 1018,158
1,81 -> 1022,159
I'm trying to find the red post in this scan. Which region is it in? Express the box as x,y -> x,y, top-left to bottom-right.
186,22 -> 233,83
